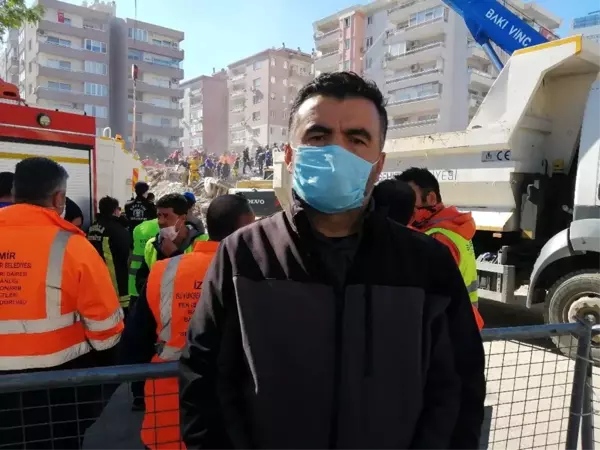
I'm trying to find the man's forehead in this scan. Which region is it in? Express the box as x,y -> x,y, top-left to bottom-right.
295,95 -> 380,127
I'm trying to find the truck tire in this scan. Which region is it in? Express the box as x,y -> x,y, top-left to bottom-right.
544,270 -> 600,364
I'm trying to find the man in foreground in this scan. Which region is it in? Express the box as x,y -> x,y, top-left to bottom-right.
180,72 -> 485,449
119,195 -> 254,450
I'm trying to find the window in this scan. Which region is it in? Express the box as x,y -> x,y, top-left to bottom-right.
270,93 -> 275,100
84,105 -> 107,118
282,95 -> 286,103
47,81 -> 71,91
270,111 -> 275,118
270,58 -> 275,66
46,36 -> 71,47
366,57 -> 373,69
252,78 -> 261,89
63,17 -> 72,25
343,60 -> 350,70
345,39 -> 350,50
48,59 -> 72,71
344,17 -> 350,27
282,128 -> 287,137
367,16 -> 373,25
253,61 -> 262,70
366,36 -> 373,48
28,83 -> 32,95
28,39 -> 31,50
252,95 -> 262,105
28,61 -> 32,73
128,112 -> 143,122
128,49 -> 142,61
85,39 -> 107,53
161,118 -> 172,126
252,111 -> 260,121
270,76 -> 275,84
252,129 -> 260,137
283,61 -> 288,69
128,28 -> 148,41
270,127 -> 274,135
84,61 -> 107,75
150,97 -> 169,108
283,79 -> 288,86
84,82 -> 108,96
282,110 -> 288,119
409,6 -> 444,27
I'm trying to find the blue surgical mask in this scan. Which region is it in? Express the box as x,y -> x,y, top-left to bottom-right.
292,145 -> 376,214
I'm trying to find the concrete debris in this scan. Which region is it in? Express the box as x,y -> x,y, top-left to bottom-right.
146,167 -> 235,221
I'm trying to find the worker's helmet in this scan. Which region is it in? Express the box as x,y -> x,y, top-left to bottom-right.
183,191 -> 196,206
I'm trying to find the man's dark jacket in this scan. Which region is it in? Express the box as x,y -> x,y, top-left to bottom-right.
124,196 -> 157,232
179,201 -> 485,449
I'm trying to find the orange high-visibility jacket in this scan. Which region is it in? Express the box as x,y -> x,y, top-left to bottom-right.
142,240 -> 219,450
0,204 -> 124,371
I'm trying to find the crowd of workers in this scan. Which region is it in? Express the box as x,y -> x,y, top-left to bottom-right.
0,71 -> 485,450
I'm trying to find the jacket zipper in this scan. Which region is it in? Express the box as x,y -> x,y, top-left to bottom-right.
328,286 -> 345,449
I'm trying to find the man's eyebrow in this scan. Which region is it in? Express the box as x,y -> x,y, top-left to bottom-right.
304,124 -> 333,135
344,128 -> 372,142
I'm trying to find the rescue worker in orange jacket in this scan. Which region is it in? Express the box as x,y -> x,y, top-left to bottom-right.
397,167 -> 484,330
119,194 -> 255,450
0,157 -> 124,449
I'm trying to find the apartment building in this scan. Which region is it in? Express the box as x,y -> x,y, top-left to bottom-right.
571,11 -> 600,43
0,30 -> 21,87
7,0 -> 184,157
179,71 -> 229,155
313,0 -> 560,139
228,47 -> 312,150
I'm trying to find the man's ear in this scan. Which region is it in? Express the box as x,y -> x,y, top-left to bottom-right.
375,152 -> 386,179
284,145 -> 294,173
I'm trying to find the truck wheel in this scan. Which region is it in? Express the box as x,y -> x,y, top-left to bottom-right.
544,270 -> 600,364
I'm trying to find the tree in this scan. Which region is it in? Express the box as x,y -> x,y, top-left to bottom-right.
137,138 -> 169,161
0,0 -> 44,42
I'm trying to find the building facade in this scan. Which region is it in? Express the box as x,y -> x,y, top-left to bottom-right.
313,0 -> 560,139
179,72 -> 229,155
228,47 -> 313,150
1,0 -> 184,157
571,11 -> 600,43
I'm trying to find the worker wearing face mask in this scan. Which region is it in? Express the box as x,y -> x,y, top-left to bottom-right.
0,157 -> 124,449
396,168 -> 480,313
134,193 -> 208,308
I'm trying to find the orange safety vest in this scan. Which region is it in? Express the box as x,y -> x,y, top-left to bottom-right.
142,240 -> 220,450
0,204 -> 124,370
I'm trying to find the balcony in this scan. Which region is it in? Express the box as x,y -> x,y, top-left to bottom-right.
39,19 -> 106,42
468,68 -> 496,89
128,38 -> 184,60
387,118 -> 439,138
314,28 -> 340,51
230,88 -> 246,99
8,58 -> 19,73
314,51 -> 338,73
39,41 -> 108,63
129,59 -> 183,81
37,86 -> 109,106
386,16 -> 447,44
128,79 -> 183,98
386,68 -> 442,91
190,88 -> 202,97
230,122 -> 245,130
128,99 -> 183,118
386,93 -> 441,117
384,41 -> 444,71
39,64 -> 108,84
135,121 -> 182,137
230,73 -> 246,87
468,43 -> 488,61
230,105 -> 245,115
469,93 -> 484,111
388,0 -> 440,23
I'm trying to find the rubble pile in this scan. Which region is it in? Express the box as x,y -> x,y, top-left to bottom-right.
146,166 -> 234,220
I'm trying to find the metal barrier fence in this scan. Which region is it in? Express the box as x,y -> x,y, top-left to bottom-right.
0,323 -> 596,450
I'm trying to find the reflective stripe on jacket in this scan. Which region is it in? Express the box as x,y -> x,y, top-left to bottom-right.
0,204 -> 124,370
128,219 -> 159,297
425,227 -> 479,304
141,240 -> 219,450
143,233 -> 209,269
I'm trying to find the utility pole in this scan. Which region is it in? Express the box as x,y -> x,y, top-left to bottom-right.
132,64 -> 138,155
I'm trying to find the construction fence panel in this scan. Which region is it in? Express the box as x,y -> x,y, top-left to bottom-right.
0,323 -> 596,450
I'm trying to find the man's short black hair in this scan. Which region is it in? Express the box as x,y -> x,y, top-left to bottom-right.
147,192 -> 155,202
156,193 -> 189,216
135,181 -> 149,197
0,172 -> 14,198
395,167 -> 442,203
14,157 -> 68,205
372,179 -> 416,226
206,194 -> 254,242
289,71 -> 388,143
98,196 -> 119,216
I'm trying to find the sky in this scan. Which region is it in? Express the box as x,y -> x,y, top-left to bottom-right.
59,0 -> 599,80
